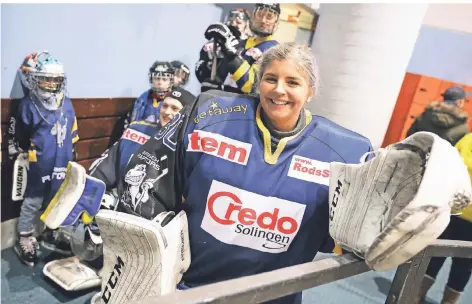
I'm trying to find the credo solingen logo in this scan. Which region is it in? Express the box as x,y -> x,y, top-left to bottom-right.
187,130 -> 252,165
287,155 -> 330,186
201,180 -> 306,253
194,101 -> 248,123
101,256 -> 124,304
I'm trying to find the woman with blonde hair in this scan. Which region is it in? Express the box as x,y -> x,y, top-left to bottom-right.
112,42 -> 373,303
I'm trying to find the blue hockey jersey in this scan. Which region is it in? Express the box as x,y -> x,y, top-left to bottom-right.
127,90 -> 163,125
121,91 -> 373,303
8,95 -> 79,202
90,121 -> 160,192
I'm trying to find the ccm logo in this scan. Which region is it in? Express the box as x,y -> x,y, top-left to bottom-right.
122,128 -> 150,145
187,130 -> 252,165
102,256 -> 124,303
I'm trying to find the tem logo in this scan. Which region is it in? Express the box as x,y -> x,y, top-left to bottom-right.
122,128 -> 150,145
187,130 -> 252,165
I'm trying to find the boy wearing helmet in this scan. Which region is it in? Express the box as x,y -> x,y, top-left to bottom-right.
8,53 -> 79,266
196,3 -> 280,94
171,60 -> 191,88
226,8 -> 252,40
126,61 -> 174,126
38,87 -> 196,292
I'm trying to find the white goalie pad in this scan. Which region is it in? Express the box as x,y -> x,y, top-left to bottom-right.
329,132 -> 472,271
41,162 -> 105,229
12,153 -> 28,201
94,209 -> 191,304
43,256 -> 101,291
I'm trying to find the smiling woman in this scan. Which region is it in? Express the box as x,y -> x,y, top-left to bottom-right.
257,43 -> 318,132
41,42 -> 375,304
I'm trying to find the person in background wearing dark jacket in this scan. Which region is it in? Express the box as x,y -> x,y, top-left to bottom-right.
407,86 -> 470,146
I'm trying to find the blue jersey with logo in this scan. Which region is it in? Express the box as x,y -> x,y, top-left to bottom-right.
128,90 -> 163,124
9,95 -> 79,201
122,91 -> 373,303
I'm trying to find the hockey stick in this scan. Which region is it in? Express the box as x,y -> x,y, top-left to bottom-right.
210,41 -> 218,82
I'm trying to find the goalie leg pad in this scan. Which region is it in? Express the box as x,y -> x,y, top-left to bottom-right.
12,153 -> 28,201
41,162 -> 105,229
95,209 -> 190,304
43,256 -> 101,291
330,132 -> 472,271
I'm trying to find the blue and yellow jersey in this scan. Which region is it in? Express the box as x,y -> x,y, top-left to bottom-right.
8,95 -> 78,201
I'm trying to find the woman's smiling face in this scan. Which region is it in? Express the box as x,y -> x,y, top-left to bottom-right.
259,58 -> 313,132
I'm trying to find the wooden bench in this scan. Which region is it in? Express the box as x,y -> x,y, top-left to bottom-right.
1,97 -> 135,222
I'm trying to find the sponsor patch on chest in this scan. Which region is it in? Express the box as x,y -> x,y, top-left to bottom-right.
187,130 -> 252,165
122,128 -> 150,145
287,155 -> 330,186
201,180 -> 306,253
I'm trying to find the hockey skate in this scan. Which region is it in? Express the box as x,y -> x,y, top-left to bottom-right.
14,233 -> 38,267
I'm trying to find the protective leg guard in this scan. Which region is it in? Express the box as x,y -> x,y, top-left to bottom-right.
329,132 -> 472,271
41,162 -> 105,229
94,209 -> 190,304
43,256 -> 101,291
12,152 -> 28,201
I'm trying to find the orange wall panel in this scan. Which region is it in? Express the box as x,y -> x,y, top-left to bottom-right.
382,73 -> 421,147
412,76 -> 442,105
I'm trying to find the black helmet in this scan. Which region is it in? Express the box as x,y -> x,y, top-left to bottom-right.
171,60 -> 190,87
255,3 -> 280,15
149,61 -> 174,79
148,61 -> 174,97
226,8 -> 251,24
250,3 -> 280,37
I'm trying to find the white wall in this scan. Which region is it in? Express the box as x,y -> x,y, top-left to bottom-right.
1,4 -> 223,98
423,3 -> 472,33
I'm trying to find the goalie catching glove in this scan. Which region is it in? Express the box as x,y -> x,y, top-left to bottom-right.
329,132 -> 472,271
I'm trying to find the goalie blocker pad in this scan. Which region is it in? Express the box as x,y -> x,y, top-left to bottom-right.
94,209 -> 191,304
43,256 -> 101,291
41,162 -> 105,229
329,132 -> 472,271
12,153 -> 28,201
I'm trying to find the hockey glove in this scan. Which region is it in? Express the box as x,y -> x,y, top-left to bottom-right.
204,23 -> 239,57
329,132 -> 472,271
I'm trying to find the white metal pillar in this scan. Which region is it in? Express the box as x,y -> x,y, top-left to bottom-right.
308,4 -> 428,148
